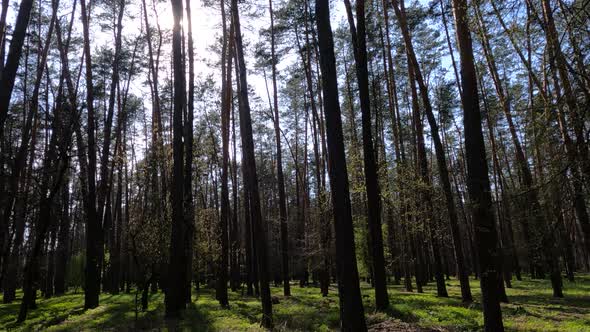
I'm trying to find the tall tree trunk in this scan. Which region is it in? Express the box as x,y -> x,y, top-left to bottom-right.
18,69 -> 75,323
110,163 -> 123,295
230,88 -> 240,291
165,0 -> 187,317
52,0 -> 81,299
0,0 -> 34,137
269,0 -> 291,298
343,0 -> 389,311
540,0 -> 590,255
474,4 -> 548,278
481,89 -> 514,288
409,68 -> 448,297
378,6 -> 402,283
218,0 -> 232,306
450,0 -> 504,329
45,220 -> 58,298
315,0 -> 367,329
407,89 -> 424,294
54,172 -> 71,295
184,0 -> 196,304
97,0 -> 125,254
232,0 -> 273,326
477,73 -> 509,301
142,0 -> 168,253
391,0 -> 471,301
2,0 -> 58,300
0,0 -> 10,76
79,0 -> 103,310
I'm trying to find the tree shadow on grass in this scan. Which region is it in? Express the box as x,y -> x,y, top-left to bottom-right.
273,295 -> 340,330
229,301 -> 261,323
381,289 -> 484,331
2,293 -> 85,330
161,302 -> 213,331
507,293 -> 590,309
0,301 -> 21,326
384,303 -> 420,323
55,302 -> 136,331
48,293 -> 213,331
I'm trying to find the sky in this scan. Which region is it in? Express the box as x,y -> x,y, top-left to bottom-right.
105,0 -> 350,156
3,0 -> 429,120
141,0 -> 349,101
3,0 -> 447,162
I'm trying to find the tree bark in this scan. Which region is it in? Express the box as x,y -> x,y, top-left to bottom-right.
184,0 -> 196,304
450,0 -> 504,329
164,0 -> 187,317
218,0 -> 232,306
269,0 -> 291,298
541,0 -> 590,256
343,0 -> 389,311
316,0 -> 367,329
54,172 -> 71,295
391,0 -> 472,302
232,0 -> 273,326
79,0 -> 103,310
0,0 -> 34,138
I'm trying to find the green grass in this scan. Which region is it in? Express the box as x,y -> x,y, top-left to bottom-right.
1,275 -> 589,331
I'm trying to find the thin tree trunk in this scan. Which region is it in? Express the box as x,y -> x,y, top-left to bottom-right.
18,70 -> 75,324
232,0 -> 273,326
391,0 -> 472,302
218,0 -> 232,305
230,86 -> 240,292
540,0 -> 590,255
268,0 -> 291,298
97,0 -> 125,250
0,0 -> 10,76
409,68 -> 448,297
184,0 -> 196,304
474,4 -> 549,278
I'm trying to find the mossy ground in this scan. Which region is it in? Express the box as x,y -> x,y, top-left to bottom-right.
1,275 -> 589,331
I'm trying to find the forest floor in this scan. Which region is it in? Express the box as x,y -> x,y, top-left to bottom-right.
1,275 -> 589,331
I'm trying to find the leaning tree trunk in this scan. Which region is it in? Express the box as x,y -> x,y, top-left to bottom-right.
0,0 -> 34,138
474,4 -> 549,279
541,0 -> 590,255
18,74 -> 75,322
391,0 -> 471,302
409,66 -> 448,298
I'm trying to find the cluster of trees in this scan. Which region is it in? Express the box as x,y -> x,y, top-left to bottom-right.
0,0 -> 588,330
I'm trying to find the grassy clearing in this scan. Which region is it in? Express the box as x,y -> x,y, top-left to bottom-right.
386,275 -> 590,332
0,275 -> 589,331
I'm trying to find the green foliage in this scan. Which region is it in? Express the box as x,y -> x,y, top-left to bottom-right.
1,275 -> 589,331
66,252 -> 85,292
